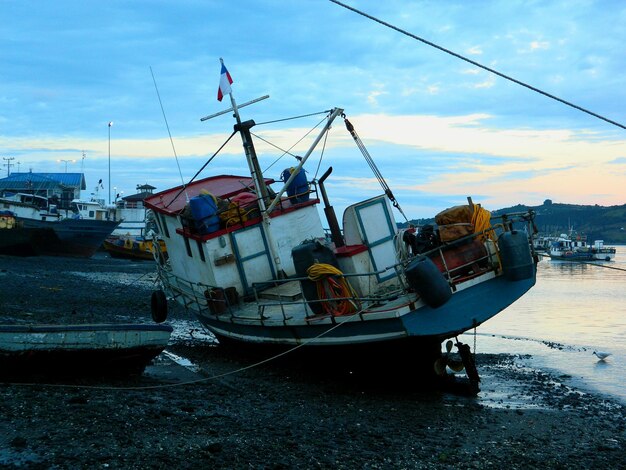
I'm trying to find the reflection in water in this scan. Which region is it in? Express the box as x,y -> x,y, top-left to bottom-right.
474,245 -> 626,403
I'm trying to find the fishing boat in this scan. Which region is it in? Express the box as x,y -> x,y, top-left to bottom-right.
103,234 -> 167,261
548,232 -> 616,261
144,72 -> 538,382
0,323 -> 173,374
0,190 -> 119,257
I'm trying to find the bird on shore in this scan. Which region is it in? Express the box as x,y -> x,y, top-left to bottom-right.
593,351 -> 612,361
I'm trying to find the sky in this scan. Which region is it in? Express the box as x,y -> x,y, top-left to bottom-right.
1,0 -> 625,220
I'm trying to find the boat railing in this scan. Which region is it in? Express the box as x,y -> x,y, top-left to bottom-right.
157,210 -> 536,322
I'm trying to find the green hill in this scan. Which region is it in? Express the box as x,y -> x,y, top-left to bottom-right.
406,200 -> 626,244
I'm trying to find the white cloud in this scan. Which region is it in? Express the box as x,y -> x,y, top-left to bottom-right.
530,40 -> 549,50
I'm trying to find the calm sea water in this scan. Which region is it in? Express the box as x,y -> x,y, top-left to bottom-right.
462,244 -> 626,404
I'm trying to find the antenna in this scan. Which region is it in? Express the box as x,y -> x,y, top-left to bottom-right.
200,95 -> 270,122
150,66 -> 189,203
2,157 -> 15,176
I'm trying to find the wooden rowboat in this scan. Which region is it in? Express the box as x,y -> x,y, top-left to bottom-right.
0,323 -> 172,375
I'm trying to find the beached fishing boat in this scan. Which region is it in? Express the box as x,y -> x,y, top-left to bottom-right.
0,323 -> 172,374
0,191 -> 119,257
144,67 -> 538,380
103,234 -> 167,261
548,233 -> 616,261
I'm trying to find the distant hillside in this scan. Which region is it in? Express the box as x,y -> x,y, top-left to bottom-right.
406,200 -> 626,244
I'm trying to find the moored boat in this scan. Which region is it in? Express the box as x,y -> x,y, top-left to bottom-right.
0,191 -> 119,257
548,233 -> 616,261
143,65 -> 538,385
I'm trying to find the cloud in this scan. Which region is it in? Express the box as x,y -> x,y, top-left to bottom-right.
530,40 -> 549,51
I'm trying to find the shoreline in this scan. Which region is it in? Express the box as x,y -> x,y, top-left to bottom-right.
1,254 -> 624,468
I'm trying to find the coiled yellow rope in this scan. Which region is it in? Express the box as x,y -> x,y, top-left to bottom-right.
306,263 -> 360,316
471,204 -> 494,241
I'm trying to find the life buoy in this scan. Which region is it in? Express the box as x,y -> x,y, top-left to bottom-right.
151,290 -> 168,323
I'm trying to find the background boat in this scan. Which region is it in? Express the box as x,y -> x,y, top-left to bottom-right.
103,235 -> 166,261
0,187 -> 119,257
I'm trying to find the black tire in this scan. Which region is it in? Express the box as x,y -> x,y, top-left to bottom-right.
151,290 -> 168,323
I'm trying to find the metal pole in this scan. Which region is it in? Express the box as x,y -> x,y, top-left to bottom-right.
108,122 -> 112,204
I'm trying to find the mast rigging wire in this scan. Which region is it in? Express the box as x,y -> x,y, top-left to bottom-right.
150,67 -> 189,203
165,130 -> 238,209
343,115 -> 410,223
253,114 -> 330,173
255,109 -> 333,127
329,0 -> 625,131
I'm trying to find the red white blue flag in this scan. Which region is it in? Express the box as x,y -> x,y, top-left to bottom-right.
217,62 -> 233,102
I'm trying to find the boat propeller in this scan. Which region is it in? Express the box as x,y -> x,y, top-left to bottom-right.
433,340 -> 465,376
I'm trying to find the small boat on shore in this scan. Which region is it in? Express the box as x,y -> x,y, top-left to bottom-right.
548,233 -> 616,261
103,234 -> 167,261
0,323 -> 173,375
144,64 -> 538,389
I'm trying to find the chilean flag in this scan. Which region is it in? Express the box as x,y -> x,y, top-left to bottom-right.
217,62 -> 233,102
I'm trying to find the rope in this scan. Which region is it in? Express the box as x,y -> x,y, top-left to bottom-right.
2,307 -> 364,392
394,228 -> 412,263
471,204 -> 495,242
329,0 -> 625,131
307,263 -> 361,316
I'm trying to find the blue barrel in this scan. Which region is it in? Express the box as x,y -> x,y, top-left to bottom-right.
189,194 -> 220,234
405,256 -> 452,308
281,167 -> 310,203
497,231 -> 534,281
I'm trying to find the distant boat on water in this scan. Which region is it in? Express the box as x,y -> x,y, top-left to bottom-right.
548,232 -> 616,261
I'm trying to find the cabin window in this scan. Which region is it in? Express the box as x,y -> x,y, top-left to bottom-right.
184,236 -> 192,257
159,213 -> 170,238
89,210 -> 95,218
196,240 -> 206,262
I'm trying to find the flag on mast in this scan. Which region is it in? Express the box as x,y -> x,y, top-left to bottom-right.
217,60 -> 233,102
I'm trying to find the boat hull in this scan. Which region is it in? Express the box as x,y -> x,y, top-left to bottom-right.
0,217 -> 119,257
103,237 -> 165,261
194,272 -> 536,347
0,323 -> 172,374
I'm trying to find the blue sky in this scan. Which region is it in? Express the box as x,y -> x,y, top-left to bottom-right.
1,0 -> 624,219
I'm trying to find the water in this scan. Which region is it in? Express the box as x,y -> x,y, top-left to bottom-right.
463,244 -> 626,404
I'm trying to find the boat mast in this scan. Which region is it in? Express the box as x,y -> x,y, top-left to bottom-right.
220,61 -> 270,210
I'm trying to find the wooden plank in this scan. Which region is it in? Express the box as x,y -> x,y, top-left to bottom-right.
259,280 -> 302,301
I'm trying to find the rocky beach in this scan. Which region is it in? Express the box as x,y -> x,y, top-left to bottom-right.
0,253 -> 624,469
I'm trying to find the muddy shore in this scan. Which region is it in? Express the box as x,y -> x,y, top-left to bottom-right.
0,253 -> 624,469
